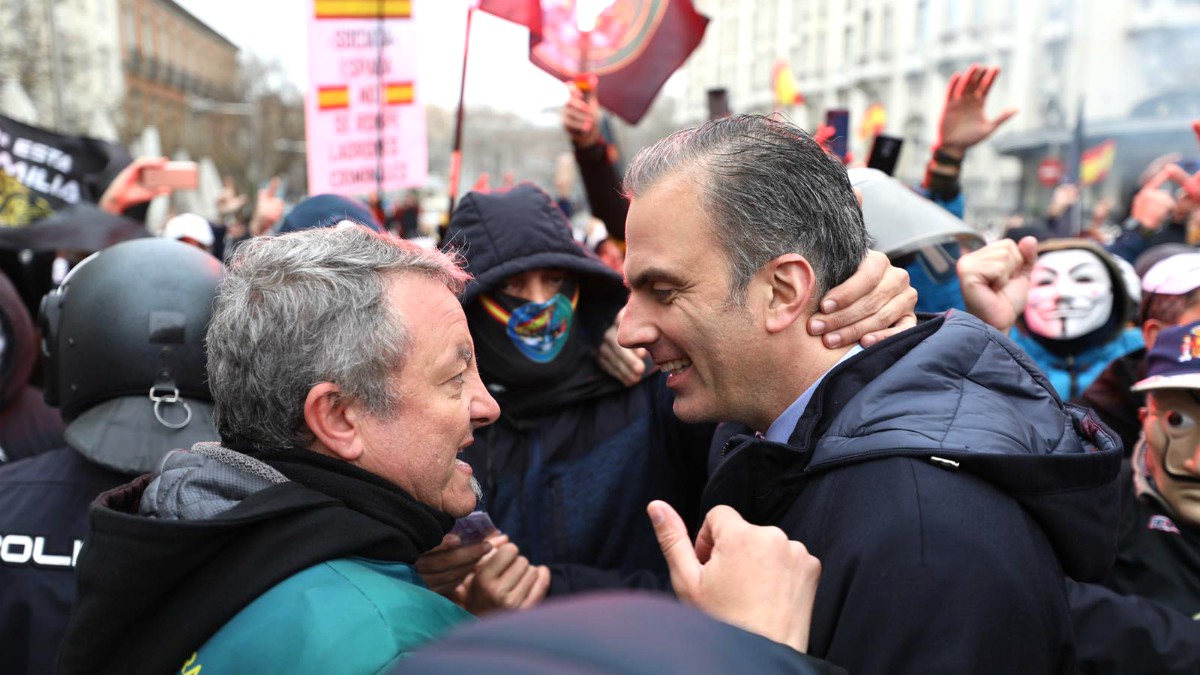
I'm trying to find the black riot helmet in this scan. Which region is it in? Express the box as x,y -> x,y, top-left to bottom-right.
38,238 -> 224,473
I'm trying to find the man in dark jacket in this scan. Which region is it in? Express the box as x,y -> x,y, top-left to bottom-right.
615,115 -> 1124,674
0,239 -> 222,675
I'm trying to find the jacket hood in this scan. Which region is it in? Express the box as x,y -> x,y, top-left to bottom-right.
57,444 -> 442,675
444,183 -> 626,314
0,271 -> 36,408
717,312 -> 1123,581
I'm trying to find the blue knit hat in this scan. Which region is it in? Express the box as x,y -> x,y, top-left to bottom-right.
277,194 -> 382,233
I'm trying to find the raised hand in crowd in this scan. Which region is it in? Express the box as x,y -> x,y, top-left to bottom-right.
934,64 -> 1018,160
1129,167 -> 1181,234
649,500 -> 822,654
562,76 -> 601,149
248,176 -> 285,236
956,235 -> 1039,333
98,156 -> 172,215
599,307 -> 651,387
925,64 -> 1016,201
216,176 -> 247,219
1046,183 -> 1080,219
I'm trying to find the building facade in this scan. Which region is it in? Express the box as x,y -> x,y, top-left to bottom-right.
116,0 -> 241,160
675,0 -> 1200,229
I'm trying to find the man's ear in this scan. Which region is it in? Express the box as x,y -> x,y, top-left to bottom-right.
1139,406 -> 1149,423
303,382 -> 365,461
1143,319 -> 1165,350
762,254 -> 817,334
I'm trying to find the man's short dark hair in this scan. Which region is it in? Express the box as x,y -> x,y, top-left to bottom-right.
1140,287 -> 1200,326
623,114 -> 868,305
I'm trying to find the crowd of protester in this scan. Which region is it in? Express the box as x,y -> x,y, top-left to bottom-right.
0,61 -> 1198,675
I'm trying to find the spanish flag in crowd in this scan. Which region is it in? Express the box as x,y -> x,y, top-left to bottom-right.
1079,140 -> 1116,186
313,0 -> 411,19
317,86 -> 350,110
772,59 -> 804,108
859,103 -> 887,140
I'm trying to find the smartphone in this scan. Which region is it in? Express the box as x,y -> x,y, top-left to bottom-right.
825,109 -> 850,161
707,88 -> 731,120
141,161 -> 199,191
867,134 -> 904,176
449,511 -> 497,545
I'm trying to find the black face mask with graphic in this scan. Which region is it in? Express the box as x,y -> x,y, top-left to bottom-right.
466,280 -> 623,419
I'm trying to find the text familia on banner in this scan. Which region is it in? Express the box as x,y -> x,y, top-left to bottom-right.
306,0 -> 427,196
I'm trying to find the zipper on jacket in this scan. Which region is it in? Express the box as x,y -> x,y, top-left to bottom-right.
1067,354 -> 1079,399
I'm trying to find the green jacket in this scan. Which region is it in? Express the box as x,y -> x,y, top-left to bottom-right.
180,558 -> 472,674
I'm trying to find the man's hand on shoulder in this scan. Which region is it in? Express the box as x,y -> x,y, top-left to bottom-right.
649,501 -> 821,653
956,236 -> 1038,333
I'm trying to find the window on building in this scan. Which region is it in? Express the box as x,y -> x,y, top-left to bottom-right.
945,0 -> 960,31
915,0 -> 930,44
973,0 -> 987,26
862,10 -> 871,57
123,5 -> 136,50
142,13 -> 154,58
882,7 -> 894,51
844,26 -> 854,64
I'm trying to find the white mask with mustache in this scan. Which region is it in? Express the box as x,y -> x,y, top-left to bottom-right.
1024,249 -> 1114,340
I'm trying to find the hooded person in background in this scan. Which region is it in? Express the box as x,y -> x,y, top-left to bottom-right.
972,238 -> 1145,400
0,272 -> 64,463
439,183 -> 712,580
0,239 -> 222,675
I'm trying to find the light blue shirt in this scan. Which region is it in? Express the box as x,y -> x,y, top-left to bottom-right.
764,345 -> 864,444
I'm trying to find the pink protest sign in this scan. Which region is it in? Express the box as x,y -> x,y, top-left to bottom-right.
305,0 -> 428,196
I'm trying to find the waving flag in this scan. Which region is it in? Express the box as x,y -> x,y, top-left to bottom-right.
528,0 -> 708,125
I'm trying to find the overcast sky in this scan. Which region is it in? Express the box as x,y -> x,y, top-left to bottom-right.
175,0 -> 569,116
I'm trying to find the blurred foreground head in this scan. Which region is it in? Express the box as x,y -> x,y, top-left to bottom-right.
848,168 -> 984,314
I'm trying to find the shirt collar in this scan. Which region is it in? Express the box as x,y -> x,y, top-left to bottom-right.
764,345 -> 863,444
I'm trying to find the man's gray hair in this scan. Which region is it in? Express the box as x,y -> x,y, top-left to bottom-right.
624,114 -> 868,304
207,226 -> 470,454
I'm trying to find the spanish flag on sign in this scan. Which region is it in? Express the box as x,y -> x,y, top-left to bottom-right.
318,86 -> 350,110
385,82 -> 414,106
314,0 -> 411,19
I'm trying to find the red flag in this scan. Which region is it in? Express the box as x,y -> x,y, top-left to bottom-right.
530,0 -> 709,125
477,0 -> 543,43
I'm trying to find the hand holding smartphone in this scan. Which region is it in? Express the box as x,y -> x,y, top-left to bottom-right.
141,161 -> 199,191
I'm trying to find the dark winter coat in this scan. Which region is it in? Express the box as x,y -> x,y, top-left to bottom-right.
703,312 -> 1122,674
